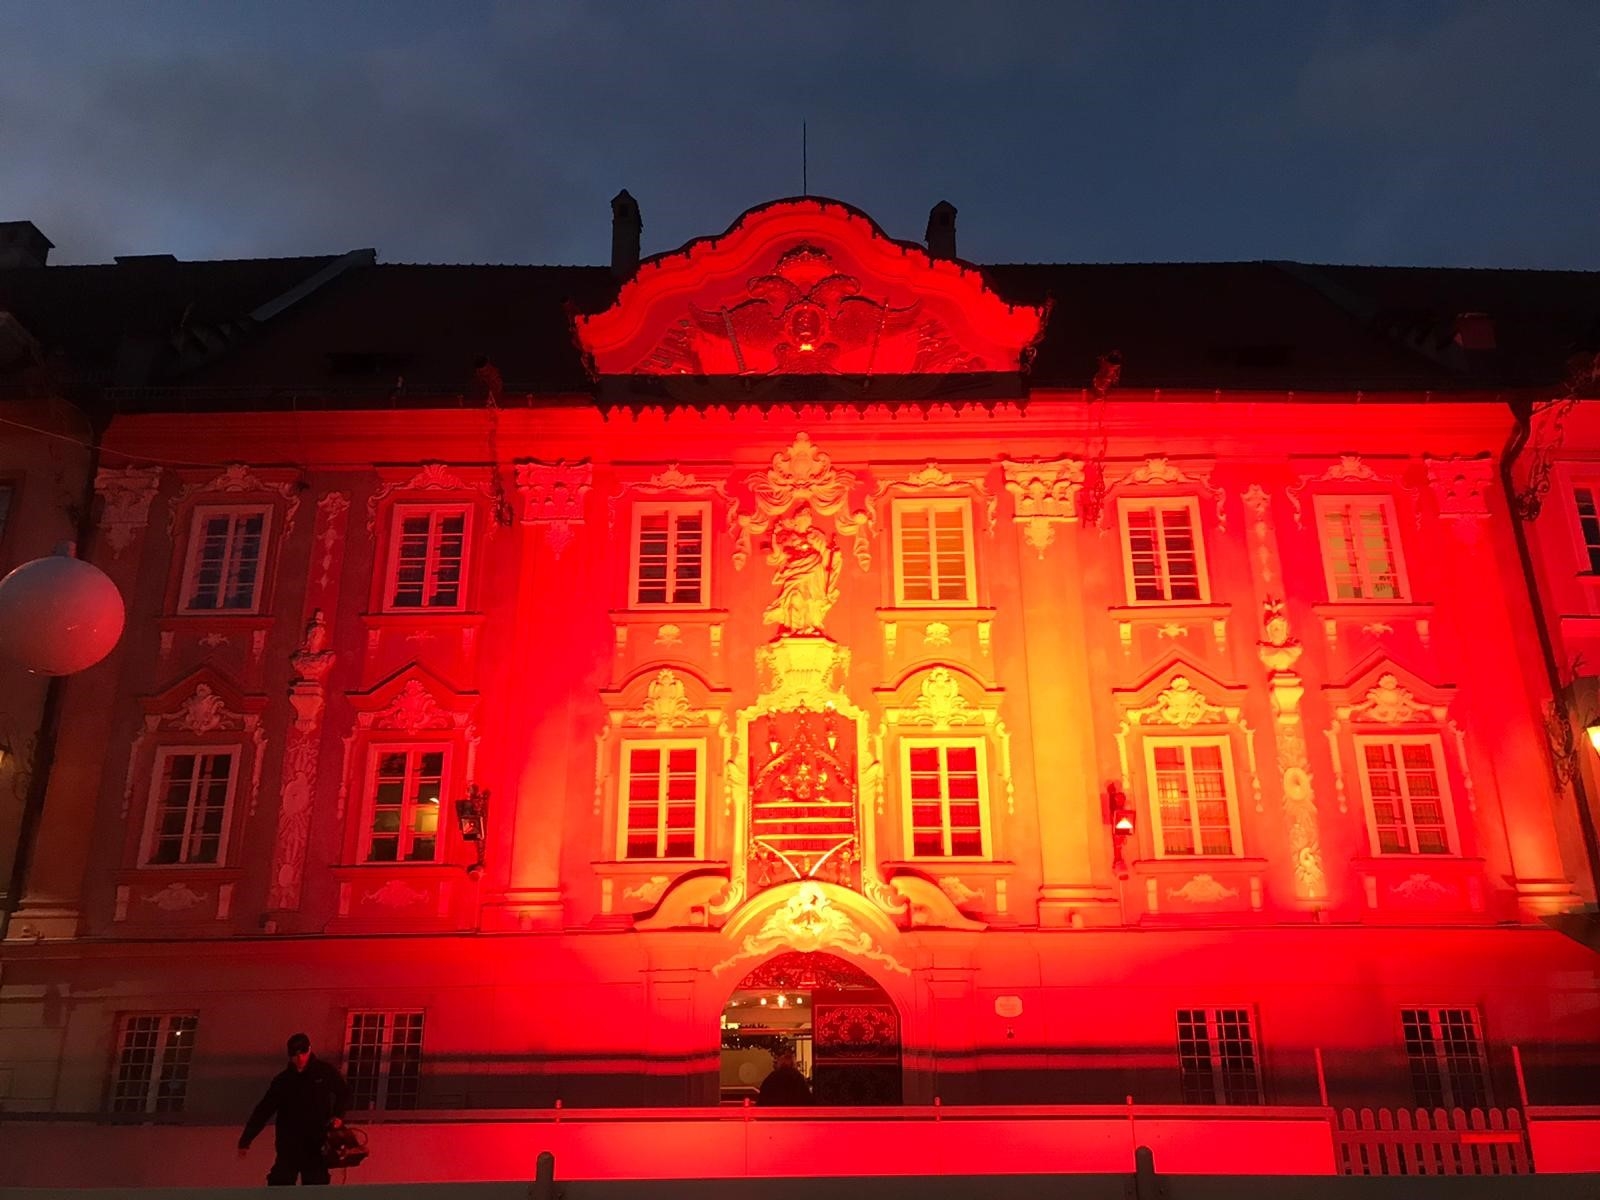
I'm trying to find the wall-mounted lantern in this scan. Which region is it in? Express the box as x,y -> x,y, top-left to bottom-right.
1108,784 -> 1136,880
455,784 -> 489,879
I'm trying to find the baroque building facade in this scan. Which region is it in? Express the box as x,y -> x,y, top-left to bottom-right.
1,198 -> 1598,1157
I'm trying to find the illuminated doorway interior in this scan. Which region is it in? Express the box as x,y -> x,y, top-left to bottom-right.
719,950 -> 902,1105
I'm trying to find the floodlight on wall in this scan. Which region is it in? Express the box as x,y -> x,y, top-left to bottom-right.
454,784 -> 489,879
1586,722 -> 1600,755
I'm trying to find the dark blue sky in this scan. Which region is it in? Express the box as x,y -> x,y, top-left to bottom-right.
3,0 -> 1596,268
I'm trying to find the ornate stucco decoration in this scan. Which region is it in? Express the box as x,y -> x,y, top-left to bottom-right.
598,666 -> 730,816
366,462 -> 493,533
143,882 -> 208,911
1392,873 -> 1455,903
1002,457 -> 1084,557
762,507 -> 843,635
1424,455 -> 1495,542
312,492 -> 351,591
365,880 -> 429,908
96,465 -> 163,556
1167,874 -> 1239,904
1324,665 -> 1470,817
516,459 -> 593,557
876,666 -> 1014,815
124,676 -> 267,819
1114,670 -> 1261,815
866,460 -> 999,539
169,463 -> 302,534
337,672 -> 479,819
606,463 -> 733,531
730,433 -> 872,572
712,881 -> 908,976
573,198 -> 1046,380
1102,457 -> 1227,530
1286,455 -> 1417,529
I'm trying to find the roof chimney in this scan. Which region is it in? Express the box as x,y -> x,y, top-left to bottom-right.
611,190 -> 642,279
0,221 -> 54,269
925,201 -> 958,260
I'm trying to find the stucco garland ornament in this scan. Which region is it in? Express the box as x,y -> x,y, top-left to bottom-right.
712,881 -> 907,976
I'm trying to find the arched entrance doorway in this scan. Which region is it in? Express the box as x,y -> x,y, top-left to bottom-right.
719,950 -> 902,1105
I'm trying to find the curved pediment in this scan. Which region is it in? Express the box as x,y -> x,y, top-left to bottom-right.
574,197 -> 1047,381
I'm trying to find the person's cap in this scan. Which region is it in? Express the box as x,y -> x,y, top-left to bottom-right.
286,1033 -> 311,1055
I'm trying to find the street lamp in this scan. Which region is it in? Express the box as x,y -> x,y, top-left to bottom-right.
454,784 -> 489,879
1586,721 -> 1600,755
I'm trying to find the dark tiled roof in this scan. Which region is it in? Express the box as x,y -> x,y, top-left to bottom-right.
0,255 -> 342,386
4,250 -> 1597,408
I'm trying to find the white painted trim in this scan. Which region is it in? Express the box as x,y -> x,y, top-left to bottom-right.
1141,735 -> 1243,859
384,503 -> 473,613
178,504 -> 272,614
627,500 -> 712,609
898,736 -> 992,860
1352,732 -> 1460,856
1117,495 -> 1210,604
139,744 -> 242,867
891,498 -> 978,607
360,742 -> 453,864
1312,494 -> 1411,602
616,737 -> 707,861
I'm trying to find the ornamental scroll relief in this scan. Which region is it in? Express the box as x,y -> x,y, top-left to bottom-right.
729,434 -> 873,573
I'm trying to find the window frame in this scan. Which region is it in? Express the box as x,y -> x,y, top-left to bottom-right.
1400,1006 -> 1490,1111
344,1009 -> 425,1112
109,1012 -> 199,1114
138,744 -> 242,868
1313,494 -> 1411,602
891,497 -> 978,608
616,737 -> 707,861
178,503 -> 273,615
1142,736 -> 1244,859
1117,496 -> 1210,604
1566,479 -> 1600,575
899,736 -> 992,861
383,502 -> 474,614
359,742 -> 452,865
1177,1006 -> 1263,1105
1354,733 -> 1460,857
627,500 -> 712,610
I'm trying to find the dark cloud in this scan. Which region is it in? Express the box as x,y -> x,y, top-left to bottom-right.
2,0 -> 1596,268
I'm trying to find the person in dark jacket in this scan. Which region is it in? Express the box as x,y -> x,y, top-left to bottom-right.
238,1033 -> 351,1186
757,1047 -> 813,1106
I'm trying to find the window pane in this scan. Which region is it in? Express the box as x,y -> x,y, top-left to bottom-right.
1576,487 -> 1600,572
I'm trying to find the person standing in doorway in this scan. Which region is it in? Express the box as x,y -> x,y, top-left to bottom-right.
238,1033 -> 351,1186
757,1046 -> 813,1106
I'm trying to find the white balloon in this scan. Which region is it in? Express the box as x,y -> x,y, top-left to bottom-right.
0,552 -> 126,675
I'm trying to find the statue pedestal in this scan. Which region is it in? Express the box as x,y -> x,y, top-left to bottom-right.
756,635 -> 851,710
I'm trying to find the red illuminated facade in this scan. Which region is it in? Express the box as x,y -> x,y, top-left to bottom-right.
1,200 -> 1598,1179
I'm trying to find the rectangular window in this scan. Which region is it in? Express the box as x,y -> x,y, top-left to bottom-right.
1177,1008 -> 1261,1104
631,503 -> 709,607
1145,738 -> 1239,856
364,746 -> 446,863
1120,499 -> 1206,602
110,1014 -> 198,1113
387,505 -> 470,610
1402,1007 -> 1488,1110
345,1010 -> 424,1111
893,500 -> 976,606
1573,486 -> 1600,573
142,748 -> 237,866
1358,736 -> 1453,855
902,740 -> 989,858
621,741 -> 703,859
181,505 -> 270,612
1316,496 -> 1406,601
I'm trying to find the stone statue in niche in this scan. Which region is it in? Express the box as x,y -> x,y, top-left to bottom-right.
763,507 -> 841,635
